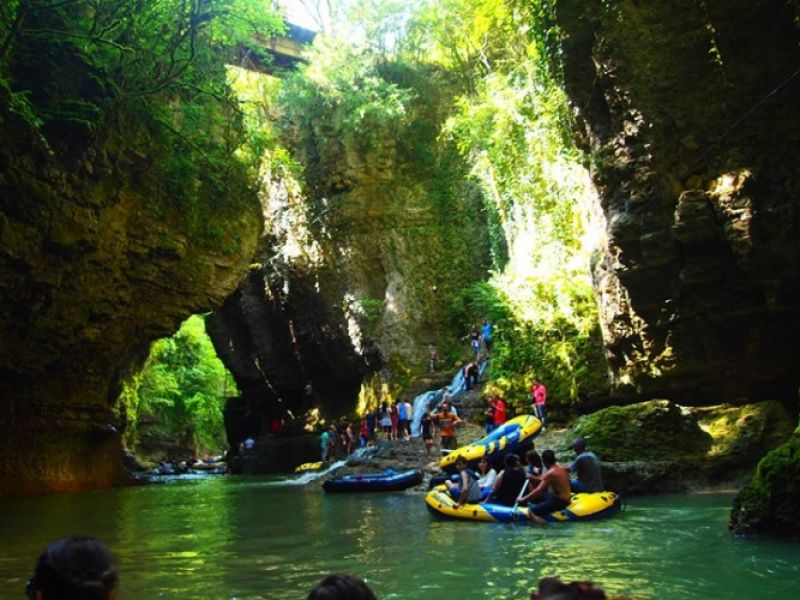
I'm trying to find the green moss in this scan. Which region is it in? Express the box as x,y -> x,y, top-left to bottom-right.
571,400 -> 712,462
730,432 -> 800,537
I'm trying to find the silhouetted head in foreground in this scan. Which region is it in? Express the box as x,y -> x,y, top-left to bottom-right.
308,573 -> 378,600
531,576 -> 607,599
27,536 -> 117,600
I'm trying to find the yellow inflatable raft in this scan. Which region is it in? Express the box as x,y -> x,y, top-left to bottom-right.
425,484 -> 621,523
439,414 -> 542,472
294,461 -> 324,473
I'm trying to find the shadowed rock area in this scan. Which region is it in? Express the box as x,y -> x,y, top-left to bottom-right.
558,0 -> 800,405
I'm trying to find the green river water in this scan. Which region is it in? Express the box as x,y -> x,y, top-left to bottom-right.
1,475 -> 798,599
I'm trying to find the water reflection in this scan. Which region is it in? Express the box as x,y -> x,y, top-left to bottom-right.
1,484 -> 800,599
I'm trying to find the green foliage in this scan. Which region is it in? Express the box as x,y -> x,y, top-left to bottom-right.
1,0 -> 284,247
278,36 -> 414,153
121,315 -> 238,455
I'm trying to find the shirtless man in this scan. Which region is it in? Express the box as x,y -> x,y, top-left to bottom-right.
519,449 -> 572,525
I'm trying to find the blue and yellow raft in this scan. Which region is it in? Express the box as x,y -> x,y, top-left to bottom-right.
439,414 -> 542,472
425,484 -> 621,523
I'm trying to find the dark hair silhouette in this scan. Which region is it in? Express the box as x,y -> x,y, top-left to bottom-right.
308,573 -> 378,600
28,536 -> 117,600
542,449 -> 556,467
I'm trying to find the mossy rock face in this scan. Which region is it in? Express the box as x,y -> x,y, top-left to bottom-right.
730,432 -> 800,538
692,401 -> 795,474
571,400 -> 712,462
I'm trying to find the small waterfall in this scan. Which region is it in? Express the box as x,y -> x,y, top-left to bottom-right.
273,459 -> 347,486
269,446 -> 379,486
409,359 -> 488,436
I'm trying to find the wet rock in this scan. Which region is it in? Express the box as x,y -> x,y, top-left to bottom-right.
730,431 -> 800,538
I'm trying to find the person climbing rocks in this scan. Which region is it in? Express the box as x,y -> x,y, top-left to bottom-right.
481,319 -> 493,357
464,324 -> 481,359
569,437 -> 604,493
464,361 -> 479,390
428,340 -> 438,373
531,379 -> 547,430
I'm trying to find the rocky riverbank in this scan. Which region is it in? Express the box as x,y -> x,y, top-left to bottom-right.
309,395 -> 794,499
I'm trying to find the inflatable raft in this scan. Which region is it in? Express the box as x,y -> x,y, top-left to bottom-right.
425,484 -> 620,523
323,469 -> 423,493
440,414 -> 542,472
294,461 -> 324,473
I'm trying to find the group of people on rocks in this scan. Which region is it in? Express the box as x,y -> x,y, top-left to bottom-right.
320,421 -> 359,462
447,437 -> 604,525
22,536 -> 623,599
320,399 -> 418,462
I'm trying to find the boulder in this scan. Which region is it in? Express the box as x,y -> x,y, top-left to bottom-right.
571,399 -> 712,462
730,431 -> 800,538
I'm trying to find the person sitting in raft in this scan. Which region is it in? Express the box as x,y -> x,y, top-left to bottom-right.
525,449 -> 544,481
483,453 -> 527,506
520,449 -> 572,525
445,455 -> 483,508
476,456 -> 497,495
26,535 -> 118,600
569,437 -> 604,493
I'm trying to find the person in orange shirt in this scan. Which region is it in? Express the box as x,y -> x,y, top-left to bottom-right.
433,401 -> 462,450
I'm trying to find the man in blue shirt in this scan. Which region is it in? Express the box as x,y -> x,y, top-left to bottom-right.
481,320 -> 493,356
569,437 -> 604,493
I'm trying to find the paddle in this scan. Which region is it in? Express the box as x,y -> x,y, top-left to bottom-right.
511,478 -> 529,517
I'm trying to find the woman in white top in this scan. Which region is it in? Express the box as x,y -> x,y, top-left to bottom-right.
477,456 -> 497,491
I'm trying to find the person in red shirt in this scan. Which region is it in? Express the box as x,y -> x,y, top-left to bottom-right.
531,380 -> 547,430
493,395 -> 506,427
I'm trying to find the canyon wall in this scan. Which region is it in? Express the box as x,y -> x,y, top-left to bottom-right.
0,82 -> 261,495
208,69 -> 493,442
557,0 -> 800,406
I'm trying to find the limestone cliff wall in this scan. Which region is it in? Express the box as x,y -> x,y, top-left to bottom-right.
557,0 -> 800,405
208,95 -> 492,440
0,103 -> 261,496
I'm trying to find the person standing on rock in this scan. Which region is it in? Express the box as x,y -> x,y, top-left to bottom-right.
390,402 -> 399,440
433,401 -> 462,450
421,410 -> 434,456
320,427 -> 332,462
379,403 -> 392,441
484,396 -> 496,434
493,394 -> 506,428
531,379 -> 547,430
569,437 -> 604,493
404,399 -> 412,440
397,399 -> 409,441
